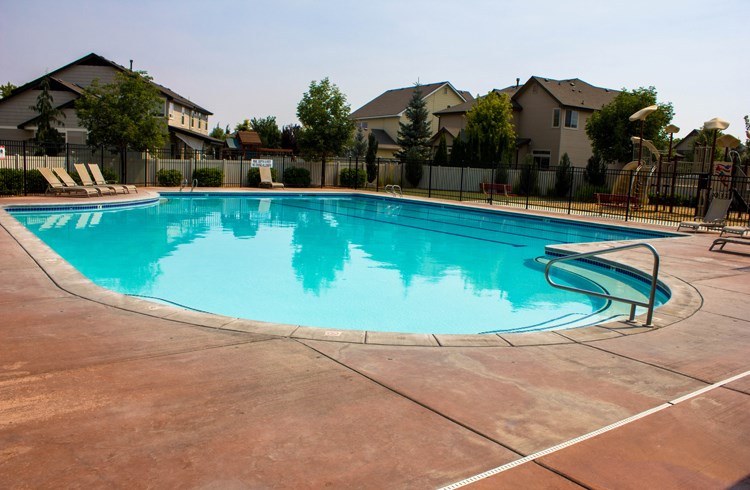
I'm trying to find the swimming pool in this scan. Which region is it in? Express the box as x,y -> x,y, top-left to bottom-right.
9,194 -> 673,334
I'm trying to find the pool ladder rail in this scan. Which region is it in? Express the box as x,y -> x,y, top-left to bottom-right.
544,242 -> 660,327
179,178 -> 199,192
385,184 -> 403,197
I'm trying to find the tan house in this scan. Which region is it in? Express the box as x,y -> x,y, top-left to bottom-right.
0,53 -> 217,155
435,76 -> 619,167
350,81 -> 473,159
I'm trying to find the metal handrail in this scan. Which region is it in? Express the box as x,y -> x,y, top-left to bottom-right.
385,184 -> 402,197
544,243 -> 660,326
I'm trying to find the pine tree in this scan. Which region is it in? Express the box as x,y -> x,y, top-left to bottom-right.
397,84 -> 431,186
433,133 -> 448,166
554,153 -> 573,198
31,77 -> 65,155
365,131 -> 378,183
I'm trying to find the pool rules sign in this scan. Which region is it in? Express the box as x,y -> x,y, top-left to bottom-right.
250,159 -> 273,168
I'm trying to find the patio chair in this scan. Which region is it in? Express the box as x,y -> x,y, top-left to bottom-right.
88,163 -> 137,193
53,167 -> 114,197
720,224 -> 750,238
676,197 -> 732,232
37,167 -> 99,198
259,166 -> 284,189
74,163 -> 126,195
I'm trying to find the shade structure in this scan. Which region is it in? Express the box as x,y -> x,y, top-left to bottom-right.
703,117 -> 730,130
716,134 -> 741,148
629,105 -> 658,121
665,124 -> 680,134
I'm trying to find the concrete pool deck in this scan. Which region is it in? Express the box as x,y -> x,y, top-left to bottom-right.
1,189 -> 749,488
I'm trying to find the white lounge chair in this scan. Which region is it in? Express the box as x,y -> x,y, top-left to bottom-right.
88,164 -> 137,193
53,167 -> 114,196
259,166 -> 284,189
74,163 -> 125,194
38,167 -> 98,198
677,197 -> 732,232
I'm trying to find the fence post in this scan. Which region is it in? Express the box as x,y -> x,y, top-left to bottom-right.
355,157 -> 359,190
240,154 -> 244,187
22,140 -> 27,196
459,166 -> 464,202
625,169 -> 634,222
567,166 -> 575,214
428,160 -> 433,198
376,158 -> 380,192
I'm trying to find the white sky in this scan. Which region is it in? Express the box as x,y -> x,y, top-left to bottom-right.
1,0 -> 748,141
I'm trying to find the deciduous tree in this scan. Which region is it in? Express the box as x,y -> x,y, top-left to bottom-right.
251,116 -> 281,148
296,78 -> 353,185
585,86 -> 673,163
465,91 -> 516,164
281,124 -> 301,154
1,82 -> 17,98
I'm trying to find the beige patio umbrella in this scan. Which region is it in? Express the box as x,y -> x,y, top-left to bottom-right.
703,117 -> 731,163
629,105 -> 659,165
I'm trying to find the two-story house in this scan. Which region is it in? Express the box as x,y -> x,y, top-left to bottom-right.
435,76 -> 619,167
350,82 -> 473,159
0,53 -> 217,156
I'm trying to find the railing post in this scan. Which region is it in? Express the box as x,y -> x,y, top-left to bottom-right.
355,157 -> 359,190
567,166 -> 574,214
239,153 -> 244,187
22,140 -> 27,196
376,158 -> 380,192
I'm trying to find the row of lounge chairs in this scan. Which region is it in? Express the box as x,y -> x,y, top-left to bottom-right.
39,164 -> 137,198
675,196 -> 750,254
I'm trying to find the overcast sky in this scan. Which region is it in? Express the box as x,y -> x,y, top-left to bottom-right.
2,0 -> 748,140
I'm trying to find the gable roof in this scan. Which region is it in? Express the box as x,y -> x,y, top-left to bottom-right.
369,129 -> 398,147
351,81 -> 471,120
5,52 -> 212,115
513,76 -> 618,111
434,87 -> 521,117
236,130 -> 262,146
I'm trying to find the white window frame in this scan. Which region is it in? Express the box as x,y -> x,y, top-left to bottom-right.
564,110 -> 579,129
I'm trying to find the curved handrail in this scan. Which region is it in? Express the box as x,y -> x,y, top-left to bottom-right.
385,184 -> 403,197
544,243 -> 660,326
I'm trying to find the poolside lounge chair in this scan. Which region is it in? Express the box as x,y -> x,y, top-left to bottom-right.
74,163 -> 125,195
710,236 -> 750,253
88,163 -> 137,193
720,224 -> 750,237
259,166 -> 284,189
676,197 -> 732,232
53,167 -> 114,196
38,167 -> 99,198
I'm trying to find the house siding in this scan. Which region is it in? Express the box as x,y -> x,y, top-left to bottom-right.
514,83 -> 562,165
0,90 -> 77,140
57,65 -> 118,88
559,109 -> 595,166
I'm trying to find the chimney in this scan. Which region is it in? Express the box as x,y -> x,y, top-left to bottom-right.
516,78 -> 520,88
129,60 -> 133,71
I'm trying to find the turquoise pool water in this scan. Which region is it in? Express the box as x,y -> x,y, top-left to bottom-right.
10,195 -> 672,334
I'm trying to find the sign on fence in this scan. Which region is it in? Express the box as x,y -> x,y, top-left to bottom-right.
0,146 -> 5,160
250,159 -> 273,168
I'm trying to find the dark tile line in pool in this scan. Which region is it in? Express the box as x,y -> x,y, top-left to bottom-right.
5,198 -> 159,213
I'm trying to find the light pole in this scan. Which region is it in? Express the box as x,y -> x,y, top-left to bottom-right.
665,124 -> 679,213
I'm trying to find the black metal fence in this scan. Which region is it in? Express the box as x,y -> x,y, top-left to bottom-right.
2,140 -> 748,228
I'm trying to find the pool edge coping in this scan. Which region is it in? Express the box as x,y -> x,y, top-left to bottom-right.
0,190 -> 702,348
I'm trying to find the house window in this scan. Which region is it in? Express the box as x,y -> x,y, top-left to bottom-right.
564,110 -> 579,129
552,108 -> 560,128
357,121 -> 368,130
532,150 -> 552,169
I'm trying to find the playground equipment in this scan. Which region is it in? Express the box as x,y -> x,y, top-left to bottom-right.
611,136 -> 661,206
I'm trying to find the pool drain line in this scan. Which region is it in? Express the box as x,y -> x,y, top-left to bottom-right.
438,368 -> 750,489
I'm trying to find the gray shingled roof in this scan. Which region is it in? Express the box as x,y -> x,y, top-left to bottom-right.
524,77 -> 618,111
351,82 -> 471,119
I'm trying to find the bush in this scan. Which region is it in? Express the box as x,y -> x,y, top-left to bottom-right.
517,158 -> 539,195
247,167 -> 278,187
100,166 -> 120,183
156,169 -> 183,187
554,153 -> 573,198
339,168 -> 366,188
283,166 -> 311,187
494,161 -> 509,184
585,155 -> 608,187
0,169 -> 47,195
192,167 -> 224,187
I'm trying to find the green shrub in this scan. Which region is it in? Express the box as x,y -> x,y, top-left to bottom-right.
554,153 -> 573,198
0,169 -> 24,195
494,161 -> 509,184
0,169 -> 48,195
517,158 -> 539,195
247,167 -> 278,187
192,167 -> 223,187
283,166 -> 311,187
100,166 -> 120,183
156,169 -> 183,187
339,168 -> 366,188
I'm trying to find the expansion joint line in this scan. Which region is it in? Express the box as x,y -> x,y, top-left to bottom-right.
438,369 -> 750,489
